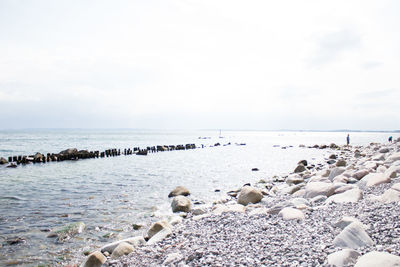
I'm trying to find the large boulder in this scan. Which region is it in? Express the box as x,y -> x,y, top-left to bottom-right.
110,242 -> 134,259
327,249 -> 360,267
333,222 -> 374,249
81,251 -> 107,267
168,186 -> 190,197
354,251 -> 400,267
171,196 -> 191,212
147,220 -> 172,240
326,188 -> 363,204
237,186 -> 263,205
304,182 -> 335,198
360,173 -> 391,187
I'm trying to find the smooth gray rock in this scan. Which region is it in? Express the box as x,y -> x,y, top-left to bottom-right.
305,182 -> 335,198
147,228 -> 172,245
334,216 -> 366,230
329,168 -> 346,181
147,220 -> 172,240
326,188 -> 363,204
333,222 -> 374,249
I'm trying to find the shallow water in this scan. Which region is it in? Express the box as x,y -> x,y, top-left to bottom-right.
0,130 -> 393,266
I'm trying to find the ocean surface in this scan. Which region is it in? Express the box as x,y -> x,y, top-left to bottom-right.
0,129 -> 393,266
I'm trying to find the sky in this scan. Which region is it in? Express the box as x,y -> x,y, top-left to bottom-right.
0,0 -> 399,130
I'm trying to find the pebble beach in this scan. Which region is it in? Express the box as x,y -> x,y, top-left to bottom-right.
74,137 -> 400,267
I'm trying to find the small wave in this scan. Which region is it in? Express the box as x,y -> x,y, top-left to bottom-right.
0,196 -> 26,201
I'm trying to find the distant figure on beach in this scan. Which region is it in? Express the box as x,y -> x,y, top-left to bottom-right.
346,134 -> 350,146
389,136 -> 393,143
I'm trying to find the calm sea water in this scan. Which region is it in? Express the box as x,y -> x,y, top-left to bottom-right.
0,129 -> 393,266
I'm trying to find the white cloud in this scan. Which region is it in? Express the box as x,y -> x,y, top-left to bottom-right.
0,0 -> 399,130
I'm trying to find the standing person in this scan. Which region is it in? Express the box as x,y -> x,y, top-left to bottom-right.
389,136 -> 393,143
346,134 -> 350,146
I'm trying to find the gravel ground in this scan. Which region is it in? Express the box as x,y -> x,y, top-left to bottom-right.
104,176 -> 400,267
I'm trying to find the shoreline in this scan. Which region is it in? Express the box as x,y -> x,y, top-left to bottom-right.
74,137 -> 400,266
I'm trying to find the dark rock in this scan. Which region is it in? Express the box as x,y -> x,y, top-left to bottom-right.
298,160 -> 308,166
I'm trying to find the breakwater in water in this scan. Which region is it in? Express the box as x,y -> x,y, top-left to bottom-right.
0,142 -> 220,168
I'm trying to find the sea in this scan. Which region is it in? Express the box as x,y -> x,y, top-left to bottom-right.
0,129 -> 394,266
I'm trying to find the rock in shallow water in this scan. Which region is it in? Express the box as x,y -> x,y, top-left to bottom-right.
168,186 -> 190,198
171,196 -> 191,213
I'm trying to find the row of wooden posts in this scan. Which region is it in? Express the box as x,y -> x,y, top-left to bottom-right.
5,143 -> 199,166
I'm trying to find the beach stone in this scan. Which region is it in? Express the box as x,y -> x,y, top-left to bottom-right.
237,186 -> 263,205
364,161 -> 378,170
329,168 -> 346,181
248,207 -> 268,216
379,147 -> 390,153
278,207 -> 305,220
298,160 -> 308,166
171,196 -> 191,212
334,216 -> 366,230
336,160 -> 347,167
110,242 -> 134,259
354,251 -> 400,267
191,205 -> 209,216
353,169 -> 369,180
329,154 -> 337,159
326,188 -> 363,204
286,174 -> 304,185
319,169 -> 331,177
294,164 -> 306,173
334,184 -> 356,194
291,189 -> 306,197
81,251 -> 107,267
386,152 -> 400,163
101,236 -> 145,254
310,195 -> 327,204
282,184 -> 303,195
373,183 -> 400,203
290,197 -> 310,207
0,157 -> 8,164
376,165 -> 387,173
372,153 -> 385,161
384,165 -> 400,178
147,228 -> 172,245
327,249 -> 360,267
332,175 -> 348,184
333,222 -> 374,249
163,252 -> 183,265
360,173 -> 391,187
147,220 -> 172,240
168,186 -> 190,197
213,204 -> 246,215
304,182 -> 335,198
52,222 -> 85,242
169,215 -> 183,225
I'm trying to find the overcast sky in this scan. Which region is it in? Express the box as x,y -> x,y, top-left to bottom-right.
0,0 -> 399,130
